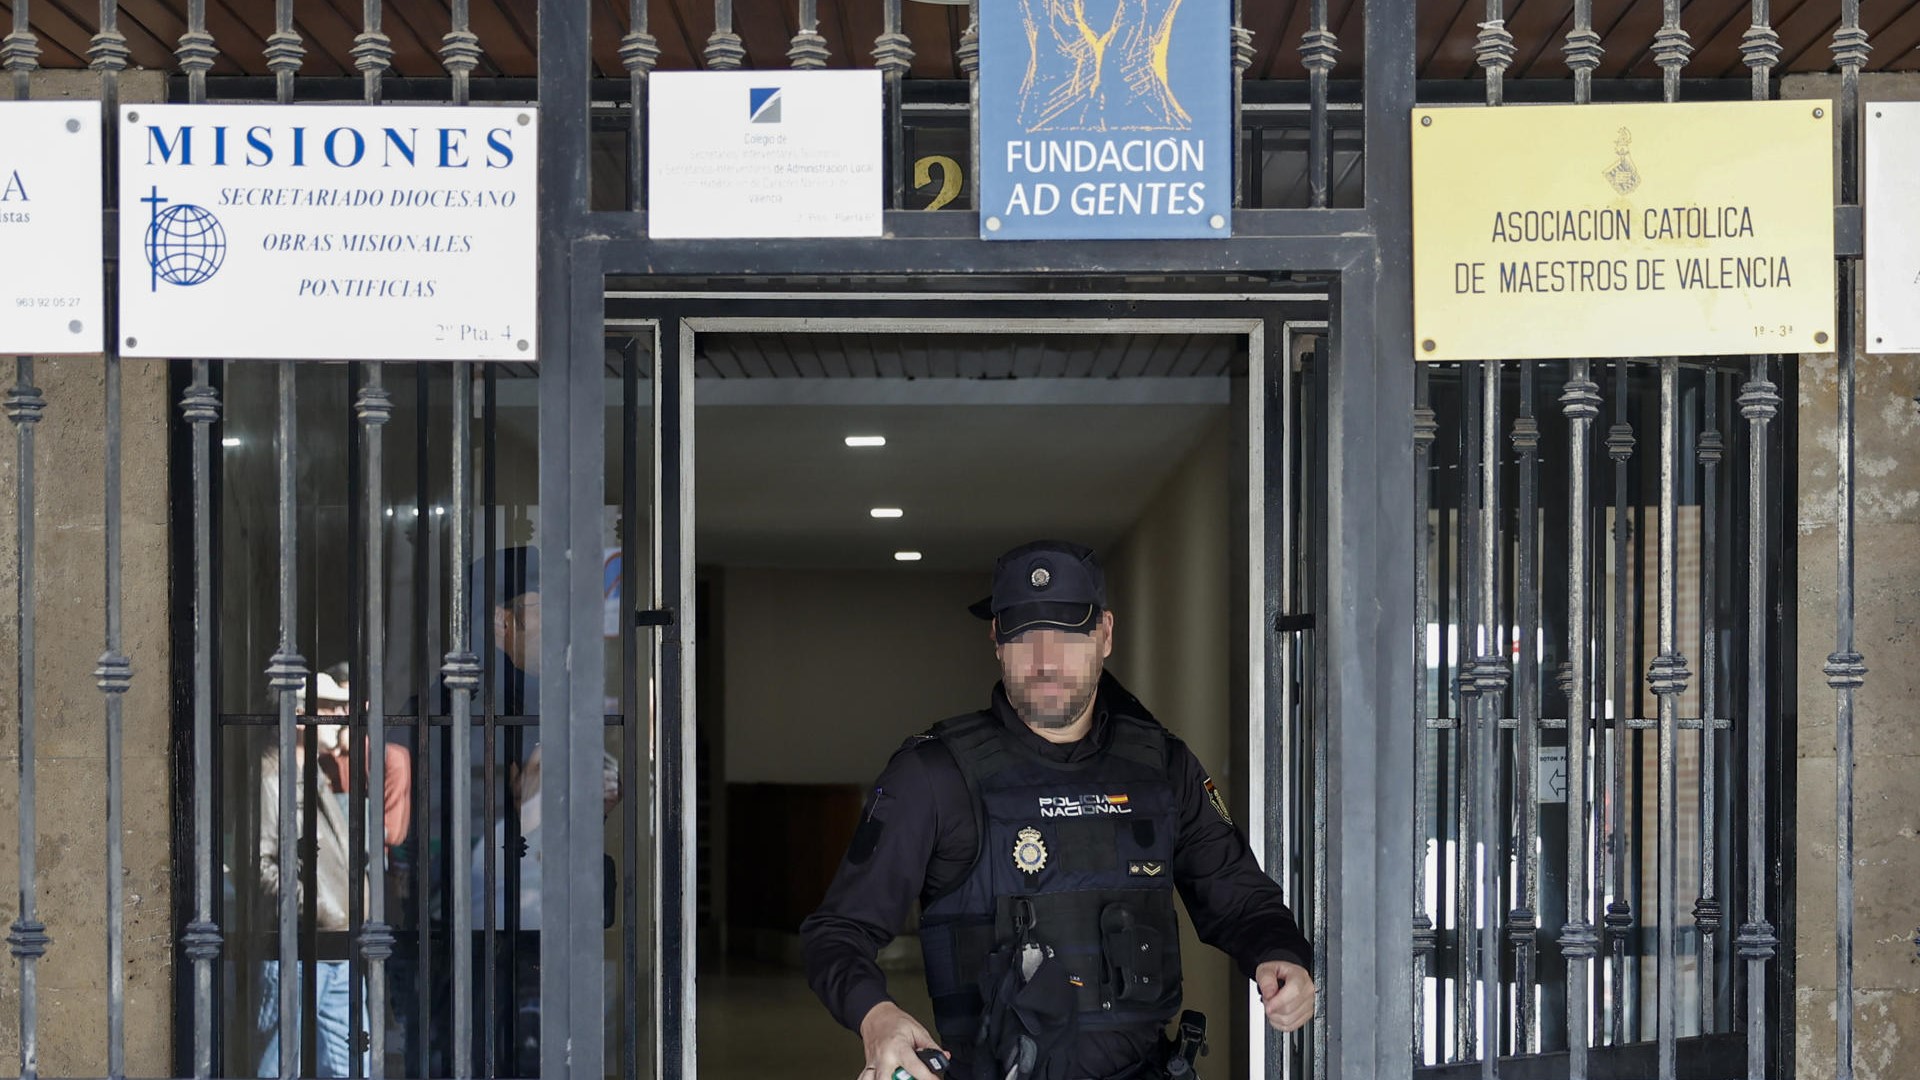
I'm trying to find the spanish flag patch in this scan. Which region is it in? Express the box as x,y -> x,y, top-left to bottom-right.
1204,777 -> 1232,825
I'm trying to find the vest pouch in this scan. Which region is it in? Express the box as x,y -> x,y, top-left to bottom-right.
1099,902 -> 1167,1005
978,942 -> 1079,1080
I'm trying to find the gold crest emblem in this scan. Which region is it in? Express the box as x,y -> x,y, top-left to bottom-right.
1013,827 -> 1048,874
1603,126 -> 1641,195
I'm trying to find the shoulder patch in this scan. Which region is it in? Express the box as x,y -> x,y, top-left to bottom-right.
1204,777 -> 1233,826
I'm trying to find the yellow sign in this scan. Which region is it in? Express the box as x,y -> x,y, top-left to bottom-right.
1412,101 -> 1834,361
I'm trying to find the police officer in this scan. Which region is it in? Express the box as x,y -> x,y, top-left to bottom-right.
802,540 -> 1315,1080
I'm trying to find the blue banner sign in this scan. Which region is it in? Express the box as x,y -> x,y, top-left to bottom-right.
979,0 -> 1232,240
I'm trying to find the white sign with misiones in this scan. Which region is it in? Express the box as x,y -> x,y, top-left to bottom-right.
118,104 -> 538,362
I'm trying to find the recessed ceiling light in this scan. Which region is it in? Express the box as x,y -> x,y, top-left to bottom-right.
845,435 -> 887,448
870,507 -> 904,519
894,551 -> 923,561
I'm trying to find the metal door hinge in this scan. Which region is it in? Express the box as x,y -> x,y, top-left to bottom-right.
634,609 -> 676,627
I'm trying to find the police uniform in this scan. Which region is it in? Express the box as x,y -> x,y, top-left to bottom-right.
801,542 -> 1311,1080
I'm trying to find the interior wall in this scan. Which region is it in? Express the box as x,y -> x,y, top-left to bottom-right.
1102,420 -> 1244,1057
721,567 -> 999,785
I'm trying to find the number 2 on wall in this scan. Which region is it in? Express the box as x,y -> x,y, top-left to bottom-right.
914,155 -> 963,211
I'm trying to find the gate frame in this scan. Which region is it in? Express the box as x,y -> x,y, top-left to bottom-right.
529,3 -> 1418,1080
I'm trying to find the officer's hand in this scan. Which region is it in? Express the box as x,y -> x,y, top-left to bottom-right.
1255,960 -> 1317,1033
859,1001 -> 946,1080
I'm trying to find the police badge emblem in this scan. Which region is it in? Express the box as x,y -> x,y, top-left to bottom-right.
1030,566 -> 1051,589
1013,827 -> 1049,874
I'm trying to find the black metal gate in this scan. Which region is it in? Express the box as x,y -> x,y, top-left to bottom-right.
0,0 -> 1893,1078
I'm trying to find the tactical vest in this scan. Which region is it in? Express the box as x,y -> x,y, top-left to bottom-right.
917,710 -> 1184,1052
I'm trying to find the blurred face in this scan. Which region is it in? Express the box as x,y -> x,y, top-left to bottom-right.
994,610 -> 1114,731
495,592 -> 541,676
315,696 -> 350,751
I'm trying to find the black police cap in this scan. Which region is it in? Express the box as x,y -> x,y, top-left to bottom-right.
968,539 -> 1107,643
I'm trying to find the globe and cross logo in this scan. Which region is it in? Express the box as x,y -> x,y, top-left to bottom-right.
139,186 -> 227,292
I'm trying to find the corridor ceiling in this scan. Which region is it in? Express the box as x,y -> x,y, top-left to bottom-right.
4,0 -> 1906,82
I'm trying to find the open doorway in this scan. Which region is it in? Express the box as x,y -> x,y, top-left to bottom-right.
682,324 -> 1271,1079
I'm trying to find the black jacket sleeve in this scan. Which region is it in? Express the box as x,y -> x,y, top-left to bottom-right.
1166,738 -> 1312,981
800,738 -> 973,1033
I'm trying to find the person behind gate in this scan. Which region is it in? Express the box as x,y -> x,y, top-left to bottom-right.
801,540 -> 1316,1080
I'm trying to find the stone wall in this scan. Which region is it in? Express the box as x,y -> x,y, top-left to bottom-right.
1785,72 -> 1920,1080
0,70 -> 173,1078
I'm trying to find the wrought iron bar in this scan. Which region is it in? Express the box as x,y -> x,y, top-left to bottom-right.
1566,0 -> 1601,108
266,4 -> 305,1072
1455,365 -> 1482,1065
1230,0 -> 1250,208
1431,408 -> 1456,1062
445,0 -> 479,105
2,0 -> 36,99
481,367 -> 500,1079
1471,15 -> 1513,1060
1650,13 -> 1692,1062
1473,362 -> 1508,1079
268,361 -> 307,1080
1476,8 -> 1514,109
1696,376 -> 1724,1033
1649,358 -> 1690,1080
1557,34 -> 1602,1072
356,370 -> 395,1079
705,0 -> 745,68
353,0 -> 391,101
1412,370 -> 1437,1064
959,1 -> 979,208
445,365 -> 479,1079
181,355 -> 221,1077
618,342 -> 642,1080
100,356 -> 130,1080
1301,0 -> 1335,209
1830,7 -> 1869,1077
1603,361 -> 1634,1044
350,1 -> 394,1072
1560,361 -> 1602,1080
789,0 -> 827,67
6,357 -> 47,1080
89,2 -> 132,1072
1735,360 -> 1780,1080
1511,367 -> 1541,1055
3,6 -> 42,1076
875,0 -> 914,210
622,0 -> 659,212
410,367 -> 432,1079
266,0 -> 303,105
1730,18 -> 1783,1080
442,5 -> 481,1074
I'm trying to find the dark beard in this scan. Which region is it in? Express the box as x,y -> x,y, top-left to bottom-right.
1009,676 -> 1099,731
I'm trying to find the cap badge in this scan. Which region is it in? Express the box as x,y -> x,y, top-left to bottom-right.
1030,567 -> 1052,589
1013,826 -> 1048,874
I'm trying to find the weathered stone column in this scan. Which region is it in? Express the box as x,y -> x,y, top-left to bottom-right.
1786,70 -> 1920,1080
0,68 -> 172,1078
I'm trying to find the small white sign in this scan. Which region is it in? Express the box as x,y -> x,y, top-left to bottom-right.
1868,103 -> 1920,353
118,104 -> 537,361
0,102 -> 104,354
648,71 -> 882,240
1539,745 -> 1568,804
